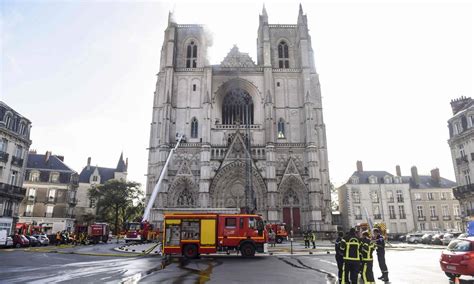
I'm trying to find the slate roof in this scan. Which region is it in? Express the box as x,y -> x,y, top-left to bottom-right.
349,171 -> 394,184
402,175 -> 457,189
78,166 -> 116,184
27,153 -> 75,173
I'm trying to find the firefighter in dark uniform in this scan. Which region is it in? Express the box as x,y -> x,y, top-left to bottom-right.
374,228 -> 389,282
304,231 -> 310,248
340,228 -> 361,284
360,231 -> 376,284
334,231 -> 344,284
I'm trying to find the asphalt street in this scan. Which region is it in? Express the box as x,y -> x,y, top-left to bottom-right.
1,245 -> 473,284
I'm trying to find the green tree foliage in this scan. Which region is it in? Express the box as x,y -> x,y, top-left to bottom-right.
88,179 -> 141,235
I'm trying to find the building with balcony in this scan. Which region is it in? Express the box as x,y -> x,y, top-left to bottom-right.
74,154 -> 127,224
448,96 -> 474,225
0,101 -> 32,235
407,167 -> 460,232
18,151 -> 78,234
337,161 -> 415,235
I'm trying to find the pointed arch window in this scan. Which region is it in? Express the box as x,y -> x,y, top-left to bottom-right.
278,41 -> 289,69
186,41 -> 198,68
222,89 -> 253,125
278,118 -> 285,138
190,117 -> 198,138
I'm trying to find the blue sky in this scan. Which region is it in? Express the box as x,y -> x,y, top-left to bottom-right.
1,0 -> 473,190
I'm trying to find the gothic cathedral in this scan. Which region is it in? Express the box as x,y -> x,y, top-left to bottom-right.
146,5 -> 333,232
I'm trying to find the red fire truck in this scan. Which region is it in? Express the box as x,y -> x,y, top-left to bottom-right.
74,223 -> 109,244
124,221 -> 159,243
266,223 -> 288,243
163,213 -> 268,258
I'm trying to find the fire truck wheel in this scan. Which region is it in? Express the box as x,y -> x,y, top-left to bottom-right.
240,243 -> 255,257
276,237 -> 283,244
183,244 -> 198,259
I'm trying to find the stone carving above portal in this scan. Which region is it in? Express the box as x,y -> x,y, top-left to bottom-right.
220,45 -> 256,68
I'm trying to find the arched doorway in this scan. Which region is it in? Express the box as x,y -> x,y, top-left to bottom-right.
278,175 -> 307,234
209,161 -> 266,213
168,177 -> 198,208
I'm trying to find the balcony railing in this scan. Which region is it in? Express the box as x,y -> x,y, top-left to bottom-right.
456,155 -> 469,165
389,215 -> 397,219
0,183 -> 26,199
354,215 -> 362,220
455,215 -> 462,220
373,214 -> 382,219
431,216 -> 439,221
443,216 -> 451,221
417,216 -> 426,221
0,151 -> 9,163
11,156 -> 24,167
453,184 -> 474,199
399,214 -> 406,219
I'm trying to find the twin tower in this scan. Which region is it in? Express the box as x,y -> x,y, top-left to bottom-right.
146,5 -> 333,233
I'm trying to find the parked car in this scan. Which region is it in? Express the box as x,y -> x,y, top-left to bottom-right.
407,233 -> 424,244
457,233 -> 468,239
33,234 -> 50,246
440,236 -> 474,280
422,234 -> 434,244
432,233 -> 445,245
26,235 -> 40,247
398,235 -> 407,242
11,235 -> 30,248
442,233 -> 463,246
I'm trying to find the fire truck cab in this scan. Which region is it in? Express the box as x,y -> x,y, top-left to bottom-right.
163,213 -> 267,258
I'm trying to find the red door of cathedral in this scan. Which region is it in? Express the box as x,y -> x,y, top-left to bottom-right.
283,207 -> 301,234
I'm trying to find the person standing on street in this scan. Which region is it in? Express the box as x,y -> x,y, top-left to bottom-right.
360,231 -> 376,284
304,231 -> 310,248
311,231 -> 316,249
340,228 -> 361,284
334,231 -> 344,284
269,229 -> 276,247
374,228 -> 389,282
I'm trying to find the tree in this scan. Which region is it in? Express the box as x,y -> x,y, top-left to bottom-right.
88,179 -> 141,235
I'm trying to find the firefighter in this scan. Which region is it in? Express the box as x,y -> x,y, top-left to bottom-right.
334,231 -> 344,284
374,228 -> 389,282
340,228 -> 361,284
311,230 -> 316,249
304,231 -> 310,248
360,231 -> 376,284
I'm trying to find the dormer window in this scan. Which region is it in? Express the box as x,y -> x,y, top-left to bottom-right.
50,172 -> 59,183
30,171 -> 39,182
394,176 -> 402,184
186,41 -> 197,68
278,41 -> 289,69
369,176 -> 377,184
92,176 -> 98,182
384,176 -> 392,184
5,115 -> 13,130
351,176 -> 359,184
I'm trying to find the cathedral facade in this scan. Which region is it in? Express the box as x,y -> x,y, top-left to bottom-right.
146,6 -> 333,232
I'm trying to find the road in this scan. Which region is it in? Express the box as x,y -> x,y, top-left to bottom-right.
1,245 -> 473,284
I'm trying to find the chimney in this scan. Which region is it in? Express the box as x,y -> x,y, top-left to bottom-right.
396,165 -> 401,177
45,151 -> 51,163
356,160 -> 363,172
87,157 -> 91,170
411,166 -> 420,187
431,168 -> 440,184
450,96 -> 472,115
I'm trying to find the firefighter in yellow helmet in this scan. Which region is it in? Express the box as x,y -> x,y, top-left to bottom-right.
360,231 -> 376,284
339,228 -> 361,283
